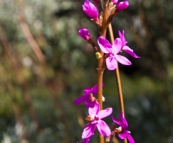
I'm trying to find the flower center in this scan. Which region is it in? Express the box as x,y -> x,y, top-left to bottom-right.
85,114 -> 95,121
115,126 -> 122,133
94,115 -> 99,120
89,93 -> 96,102
110,52 -> 114,57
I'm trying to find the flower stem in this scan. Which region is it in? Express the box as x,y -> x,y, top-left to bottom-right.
98,51 -> 105,143
98,1 -> 111,142
108,24 -> 127,143
98,27 -> 106,143
98,59 -> 104,110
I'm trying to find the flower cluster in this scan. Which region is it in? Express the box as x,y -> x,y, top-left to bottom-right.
74,84 -> 112,140
74,84 -> 134,143
74,0 -> 139,142
79,28 -> 139,70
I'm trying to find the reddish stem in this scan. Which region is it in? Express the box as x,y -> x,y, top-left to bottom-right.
108,24 -> 127,143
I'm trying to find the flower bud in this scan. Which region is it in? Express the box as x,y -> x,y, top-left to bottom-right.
112,0 -> 118,5
82,0 -> 99,21
116,1 -> 129,12
78,28 -> 91,40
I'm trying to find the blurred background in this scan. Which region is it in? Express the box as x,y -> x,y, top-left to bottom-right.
0,0 -> 173,143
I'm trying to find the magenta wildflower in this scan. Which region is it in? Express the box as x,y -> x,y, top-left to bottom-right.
78,28 -> 91,41
117,1 -> 129,12
112,112 -> 135,143
112,0 -> 118,5
112,0 -> 129,12
118,30 -> 140,58
97,36 -> 131,70
82,101 -> 112,139
73,83 -> 103,107
82,0 -> 99,21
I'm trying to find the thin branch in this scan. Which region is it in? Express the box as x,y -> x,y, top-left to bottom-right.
0,26 -> 40,132
16,0 -> 45,64
108,24 -> 127,143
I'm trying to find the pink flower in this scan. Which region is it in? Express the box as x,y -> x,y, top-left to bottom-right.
117,1 -> 129,12
112,112 -> 135,143
97,36 -> 131,70
82,0 -> 99,21
78,28 -> 91,40
112,0 -> 129,12
82,101 -> 112,139
112,0 -> 118,5
73,83 -> 103,107
118,30 -> 140,58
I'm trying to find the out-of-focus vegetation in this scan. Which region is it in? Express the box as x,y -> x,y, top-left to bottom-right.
0,0 -> 173,143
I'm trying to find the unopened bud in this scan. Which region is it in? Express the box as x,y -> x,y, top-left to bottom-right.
78,28 -> 91,40
82,0 -> 99,21
116,1 -> 129,12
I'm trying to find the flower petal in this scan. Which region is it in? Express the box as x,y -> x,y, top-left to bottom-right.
73,94 -> 87,105
90,84 -> 99,94
84,98 -> 91,107
116,55 -> 131,65
97,36 -> 112,54
84,83 -> 102,95
88,100 -> 100,115
97,108 -> 112,119
123,47 -> 140,58
118,30 -> 126,46
112,116 -> 122,126
122,45 -> 132,51
82,123 -> 96,139
106,57 -> 117,70
85,83 -> 103,95
112,38 -> 122,54
119,112 -> 128,128
126,134 -> 135,143
118,130 -> 127,139
84,88 -> 92,94
81,138 -> 91,143
97,120 -> 111,136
